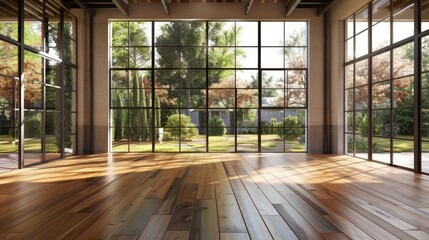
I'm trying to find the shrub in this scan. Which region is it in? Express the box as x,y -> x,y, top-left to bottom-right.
165,114 -> 198,140
277,116 -> 304,140
261,121 -> 270,134
208,116 -> 226,136
24,113 -> 41,138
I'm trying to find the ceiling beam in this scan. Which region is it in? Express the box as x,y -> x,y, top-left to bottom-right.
245,0 -> 254,15
70,0 -> 95,16
284,0 -> 301,17
317,0 -> 338,17
112,0 -> 128,15
161,0 -> 169,15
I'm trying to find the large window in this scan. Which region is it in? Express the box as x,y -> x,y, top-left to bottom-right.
110,21 -> 308,152
345,0 -> 429,173
0,0 -> 78,170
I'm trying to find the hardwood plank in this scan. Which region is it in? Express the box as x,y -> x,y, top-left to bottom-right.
219,233 -> 250,240
262,215 -> 298,240
234,189 -> 273,240
274,203 -> 324,240
138,215 -> 171,240
190,199 -> 219,240
163,231 -> 190,240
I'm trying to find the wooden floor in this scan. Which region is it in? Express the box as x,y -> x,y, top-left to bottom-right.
0,153 -> 429,240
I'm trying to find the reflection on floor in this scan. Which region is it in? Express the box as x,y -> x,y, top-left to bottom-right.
0,153 -> 428,239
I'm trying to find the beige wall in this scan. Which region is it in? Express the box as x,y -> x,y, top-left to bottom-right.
91,3 -> 325,153
329,0 -> 370,153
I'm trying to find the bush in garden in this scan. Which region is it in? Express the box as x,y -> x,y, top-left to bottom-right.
24,113 -> 41,138
208,116 -> 226,136
261,121 -> 270,134
270,118 -> 277,134
165,114 -> 198,140
277,116 -> 304,140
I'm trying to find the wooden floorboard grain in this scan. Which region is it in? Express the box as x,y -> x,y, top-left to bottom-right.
0,153 -> 427,239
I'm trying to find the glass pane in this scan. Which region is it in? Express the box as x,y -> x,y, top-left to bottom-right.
129,47 -> 151,68
422,141 -> 429,173
285,22 -> 307,46
372,137 -> 390,163
24,51 -> 43,109
288,89 -> 306,107
346,38 -> 354,61
355,86 -> 368,110
156,127 -> 180,152
261,48 -> 284,68
236,70 -> 258,88
372,0 -> 391,24
209,109 -> 234,127
129,128 -> 152,152
355,111 -> 369,135
422,109 -> 429,141
209,22 -> 235,46
155,47 -> 180,68
181,69 -> 206,88
111,89 -> 128,107
285,47 -> 307,68
237,129 -> 258,152
63,37 -> 76,65
372,19 -> 390,51
393,108 -> 413,139
155,69 -> 180,88
180,130 -> 206,152
346,17 -> 354,39
46,60 -> 61,86
46,87 -> 61,110
355,30 -> 368,58
111,70 -> 128,88
47,25 -> 60,58
112,47 -> 129,68
262,89 -> 285,107
155,22 -> 180,46
181,47 -> 206,68
24,0 -> 43,50
237,90 -> 258,108
111,22 -> 128,46
287,70 -> 306,88
346,133 -> 354,155
180,22 -> 206,47
423,0 -> 429,32
393,3 -> 414,43
236,22 -> 258,46
393,139 -> 414,169
0,0 -> 18,41
208,131 -> 235,152
393,76 -> 413,108
393,42 -> 414,78
354,135 -> 368,159
345,64 -> 354,88
345,112 -> 354,133
345,89 -> 353,111
261,22 -> 284,46
372,110 -> 391,137
209,70 -> 234,87
129,22 -> 152,46
209,47 -> 235,68
372,82 -> 390,109
237,109 -> 258,127
423,36 -> 429,72
45,112 -> 61,161
0,40 -> 19,78
24,111 -> 42,166
236,48 -> 258,68
262,71 -> 284,88
355,7 -> 369,33
372,51 -> 391,82
208,89 -> 235,108
64,11 -> 77,39
355,59 -> 368,86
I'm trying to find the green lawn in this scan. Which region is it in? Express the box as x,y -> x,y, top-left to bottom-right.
112,134 -> 306,152
0,135 -> 59,153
